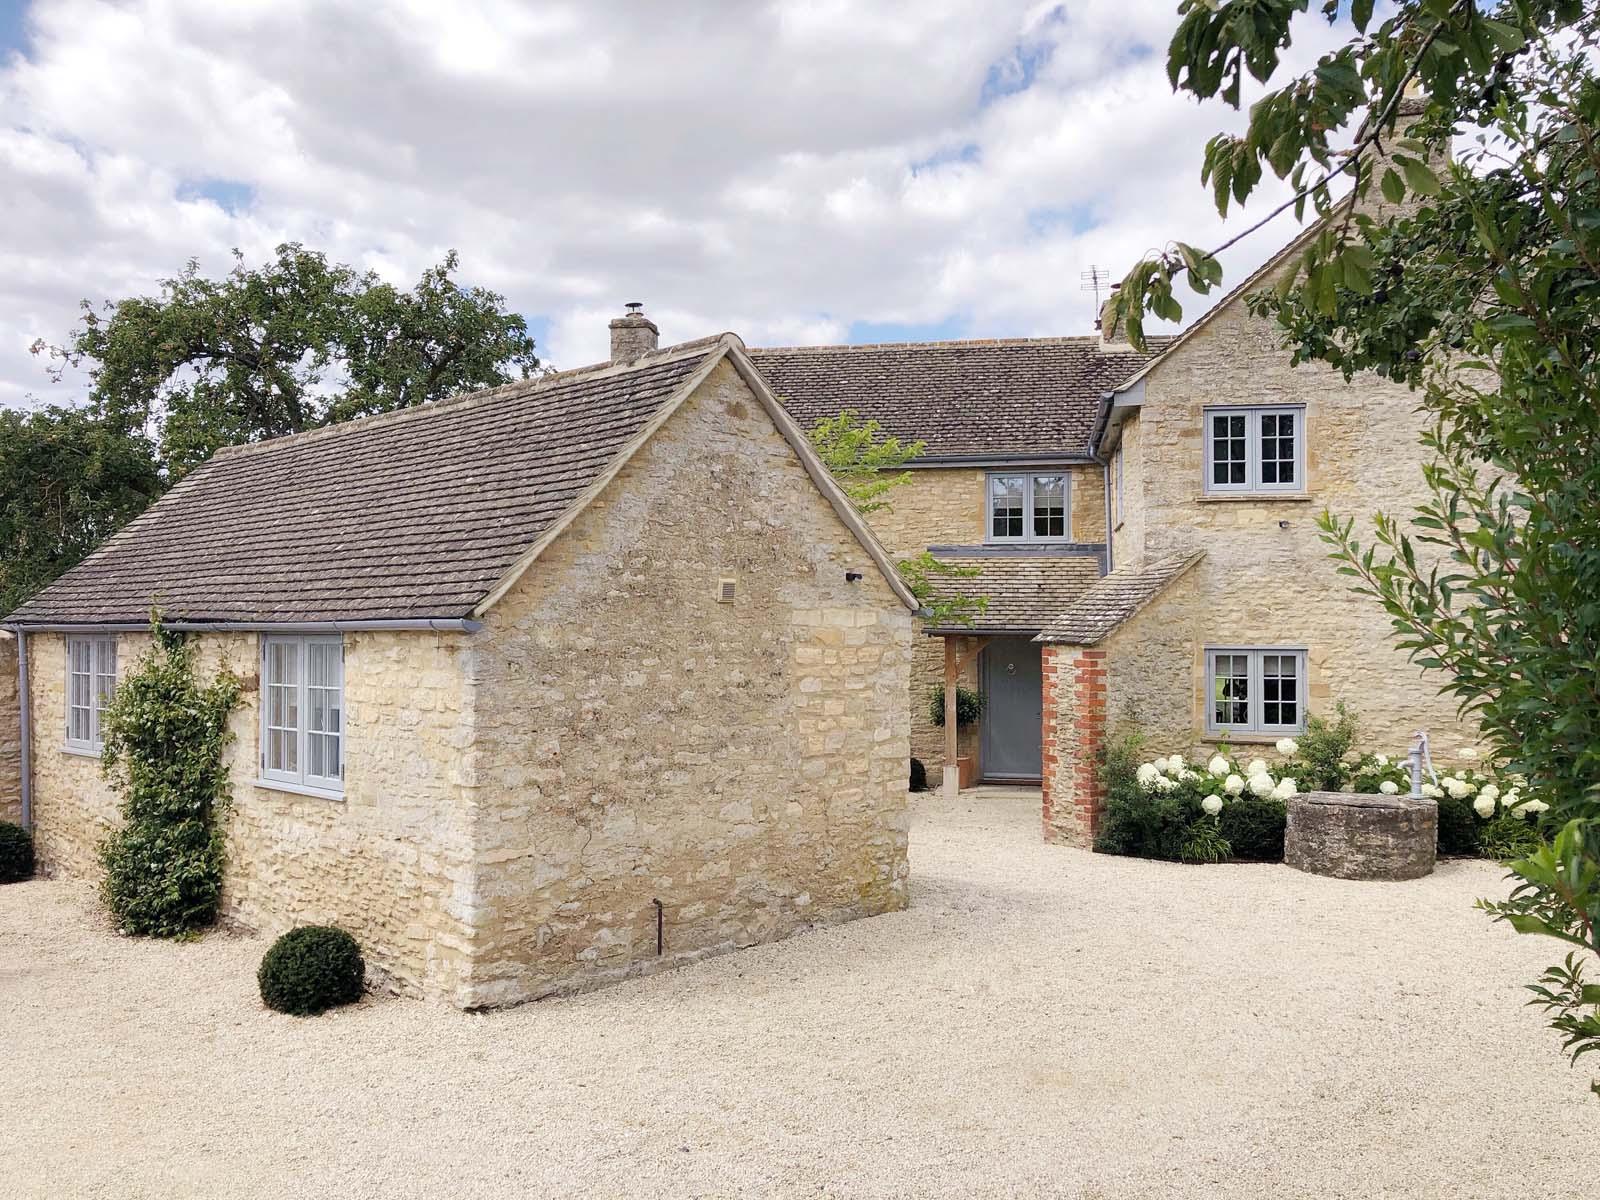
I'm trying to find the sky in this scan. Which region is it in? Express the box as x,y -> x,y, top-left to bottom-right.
0,0 -> 1357,408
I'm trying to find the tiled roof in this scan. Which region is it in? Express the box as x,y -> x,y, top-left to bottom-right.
5,340 -> 725,625
751,336 -> 1169,459
1035,552 -> 1204,645
925,553 -> 1104,633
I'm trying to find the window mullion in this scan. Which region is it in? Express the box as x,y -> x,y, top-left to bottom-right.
1249,650 -> 1263,733
298,639 -> 310,785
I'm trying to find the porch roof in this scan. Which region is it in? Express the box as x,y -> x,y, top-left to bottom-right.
923,553 -> 1104,635
1034,552 -> 1205,645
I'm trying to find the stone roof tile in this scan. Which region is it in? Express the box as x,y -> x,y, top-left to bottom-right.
925,554 -> 1105,634
1035,552 -> 1204,645
751,336 -> 1170,458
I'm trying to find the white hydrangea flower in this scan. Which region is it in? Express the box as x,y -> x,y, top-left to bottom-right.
1379,780 -> 1399,795
1201,794 -> 1223,816
1275,737 -> 1299,756
1181,769 -> 1202,783
1136,763 -> 1160,788
1421,783 -> 1443,799
1207,754 -> 1230,776
1247,758 -> 1267,777
1279,777 -> 1298,797
1459,747 -> 1478,760
1155,775 -> 1178,793
1501,787 -> 1520,806
1271,779 -> 1295,801
1478,784 -> 1500,803
1249,772 -> 1276,798
1374,753 -> 1389,767
1224,773 -> 1245,796
1444,777 -> 1473,800
1169,753 -> 1186,769
1519,799 -> 1548,818
1472,793 -> 1496,819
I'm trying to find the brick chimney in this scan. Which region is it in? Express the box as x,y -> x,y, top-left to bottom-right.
608,302 -> 659,364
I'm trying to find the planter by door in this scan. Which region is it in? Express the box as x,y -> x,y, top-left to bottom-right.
980,638 -> 1043,781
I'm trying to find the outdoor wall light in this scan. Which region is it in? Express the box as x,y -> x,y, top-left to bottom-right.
845,570 -> 864,582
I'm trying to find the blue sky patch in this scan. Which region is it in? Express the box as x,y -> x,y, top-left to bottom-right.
980,4 -> 1066,107
846,314 -> 969,345
177,178 -> 256,216
910,142 -> 980,176
0,0 -> 31,62
1026,204 -> 1099,237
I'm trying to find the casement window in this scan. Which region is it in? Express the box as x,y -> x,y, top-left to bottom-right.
1206,647 -> 1307,735
65,635 -> 117,752
986,472 -> 1070,542
260,635 -> 344,794
1203,406 -> 1305,494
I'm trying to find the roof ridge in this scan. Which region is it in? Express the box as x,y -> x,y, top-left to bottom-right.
751,334 -> 1174,354
214,334 -> 736,461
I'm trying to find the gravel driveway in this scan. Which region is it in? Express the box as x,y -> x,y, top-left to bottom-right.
0,787 -> 1588,1199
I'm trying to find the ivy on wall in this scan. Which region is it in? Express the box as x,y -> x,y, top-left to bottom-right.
99,623 -> 240,937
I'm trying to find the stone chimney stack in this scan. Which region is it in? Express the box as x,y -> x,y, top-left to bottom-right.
608,302 -> 659,364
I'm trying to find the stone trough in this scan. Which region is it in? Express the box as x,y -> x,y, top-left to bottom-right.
1284,791 -> 1438,881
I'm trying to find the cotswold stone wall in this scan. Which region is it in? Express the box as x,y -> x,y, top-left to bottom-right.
25,629 -> 478,1001
1109,417 -> 1146,572
1119,272 -> 1476,754
0,634 -> 19,824
467,359 -> 913,1008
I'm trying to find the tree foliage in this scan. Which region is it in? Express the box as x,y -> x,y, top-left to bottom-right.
0,404 -> 162,613
1128,0 -> 1600,1093
807,410 -> 989,626
99,624 -> 240,937
33,243 -> 541,481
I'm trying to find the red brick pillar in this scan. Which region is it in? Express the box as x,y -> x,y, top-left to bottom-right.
1040,645 -> 1107,847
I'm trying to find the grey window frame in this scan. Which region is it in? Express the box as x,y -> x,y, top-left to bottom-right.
259,634 -> 345,797
64,634 -> 117,753
1204,646 -> 1308,735
985,471 -> 1072,544
1202,405 -> 1306,495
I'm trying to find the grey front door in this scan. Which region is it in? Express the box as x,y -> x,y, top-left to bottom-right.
980,638 -> 1043,780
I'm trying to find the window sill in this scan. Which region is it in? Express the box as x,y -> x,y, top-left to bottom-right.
1195,492 -> 1317,504
1202,732 -> 1305,745
61,743 -> 102,759
252,778 -> 345,802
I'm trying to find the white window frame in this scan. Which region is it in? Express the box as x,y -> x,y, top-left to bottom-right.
1205,646 -> 1308,735
64,635 -> 117,753
259,634 -> 345,797
985,471 -> 1072,543
1202,405 -> 1306,495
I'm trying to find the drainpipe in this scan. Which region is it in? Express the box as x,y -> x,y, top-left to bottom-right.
15,628 -> 31,830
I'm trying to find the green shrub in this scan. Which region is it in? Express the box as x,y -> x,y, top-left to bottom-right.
0,822 -> 35,884
927,685 -> 985,727
1478,812 -> 1544,862
1435,791 -> 1483,856
1094,731 -> 1189,860
1217,796 -> 1287,862
258,925 -> 365,1016
1179,817 -> 1231,864
1294,702 -> 1359,791
909,757 -> 929,793
99,625 -> 240,937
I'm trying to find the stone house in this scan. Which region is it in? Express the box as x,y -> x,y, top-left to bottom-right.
0,323 -> 918,1007
757,232 -> 1470,846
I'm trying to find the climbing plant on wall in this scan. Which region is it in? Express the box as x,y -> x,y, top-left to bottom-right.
100,623 -> 240,937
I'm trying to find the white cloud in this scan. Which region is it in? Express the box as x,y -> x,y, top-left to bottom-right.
0,0 -> 1354,406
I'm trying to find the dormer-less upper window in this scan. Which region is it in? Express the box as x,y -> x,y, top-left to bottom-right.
1203,406 -> 1305,494
986,472 -> 1070,543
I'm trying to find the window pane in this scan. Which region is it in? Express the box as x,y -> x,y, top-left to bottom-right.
1031,475 -> 1065,538
1212,653 -> 1250,726
1262,653 -> 1300,728
990,475 -> 1024,539
1211,413 -> 1248,486
1260,411 -> 1296,486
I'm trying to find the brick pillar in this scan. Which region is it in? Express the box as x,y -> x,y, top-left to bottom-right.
1040,644 -> 1107,847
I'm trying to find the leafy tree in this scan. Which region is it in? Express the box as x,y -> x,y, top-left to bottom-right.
34,243 -> 541,480
807,410 -> 989,626
0,405 -> 161,613
1117,1 -> 1600,1092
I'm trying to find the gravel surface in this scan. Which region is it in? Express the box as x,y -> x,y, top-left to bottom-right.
1,787 -> 1589,1199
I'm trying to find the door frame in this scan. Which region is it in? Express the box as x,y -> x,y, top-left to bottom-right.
978,637 -> 1044,783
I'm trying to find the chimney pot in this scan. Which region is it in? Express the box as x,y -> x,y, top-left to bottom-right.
608,301 -> 659,364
